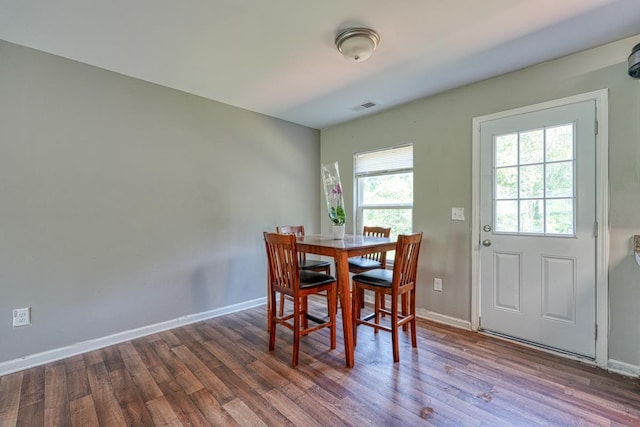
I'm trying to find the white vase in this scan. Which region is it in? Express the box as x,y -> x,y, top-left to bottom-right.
332,224 -> 345,239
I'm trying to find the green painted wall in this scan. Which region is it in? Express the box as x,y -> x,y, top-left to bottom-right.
0,41 -> 321,365
322,35 -> 640,368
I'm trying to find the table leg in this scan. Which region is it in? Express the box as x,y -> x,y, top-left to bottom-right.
335,251 -> 354,367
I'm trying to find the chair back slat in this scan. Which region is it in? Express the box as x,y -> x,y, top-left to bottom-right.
276,225 -> 304,236
264,232 -> 300,294
276,225 -> 308,264
392,232 -> 423,290
360,226 -> 392,265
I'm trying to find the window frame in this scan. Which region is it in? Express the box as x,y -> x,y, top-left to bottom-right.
354,144 -> 414,258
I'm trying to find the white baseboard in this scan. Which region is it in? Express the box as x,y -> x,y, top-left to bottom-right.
0,297 -> 266,376
6,298 -> 636,381
415,308 -> 472,330
420,313 -> 639,379
360,295 -> 472,331
608,359 -> 640,378
361,299 -> 640,379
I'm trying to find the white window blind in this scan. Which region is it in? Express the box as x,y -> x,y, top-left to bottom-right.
354,144 -> 413,175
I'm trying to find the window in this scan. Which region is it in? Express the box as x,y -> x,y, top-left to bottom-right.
354,145 -> 413,259
493,123 -> 575,235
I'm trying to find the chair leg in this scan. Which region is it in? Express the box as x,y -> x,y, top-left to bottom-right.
374,291 -> 380,334
301,296 -> 309,329
278,294 -> 286,317
391,294 -> 400,363
401,293 -> 408,332
292,298 -> 301,367
269,291 -> 278,351
280,294 -> 308,325
329,286 -> 337,349
352,284 -> 360,347
266,280 -> 272,332
410,289 -> 417,348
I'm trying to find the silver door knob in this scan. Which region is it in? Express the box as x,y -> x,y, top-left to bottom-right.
482,239 -> 491,247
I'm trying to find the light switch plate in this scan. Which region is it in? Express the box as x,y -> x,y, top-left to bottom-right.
451,207 -> 465,221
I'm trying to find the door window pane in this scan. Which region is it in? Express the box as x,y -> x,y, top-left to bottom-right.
519,165 -> 544,198
520,199 -> 544,233
495,167 -> 518,198
546,162 -> 573,197
546,199 -> 574,234
493,124 -> 575,236
495,134 -> 518,167
495,200 -> 518,232
546,125 -> 573,161
519,129 -> 544,164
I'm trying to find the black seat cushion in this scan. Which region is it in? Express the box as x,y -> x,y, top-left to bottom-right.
300,270 -> 336,289
348,257 -> 382,270
300,259 -> 332,270
352,269 -> 393,288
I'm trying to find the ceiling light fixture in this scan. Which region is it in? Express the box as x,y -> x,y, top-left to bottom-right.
335,28 -> 380,63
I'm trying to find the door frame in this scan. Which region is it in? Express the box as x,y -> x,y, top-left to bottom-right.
471,89 -> 609,368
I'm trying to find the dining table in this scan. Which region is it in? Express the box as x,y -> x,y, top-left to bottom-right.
296,233 -> 397,368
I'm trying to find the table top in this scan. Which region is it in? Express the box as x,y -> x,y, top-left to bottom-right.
297,234 -> 395,250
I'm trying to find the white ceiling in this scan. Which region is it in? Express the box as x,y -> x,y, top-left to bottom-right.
1,0 -> 640,129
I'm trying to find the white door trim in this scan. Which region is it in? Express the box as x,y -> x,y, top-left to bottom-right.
471,89 -> 609,368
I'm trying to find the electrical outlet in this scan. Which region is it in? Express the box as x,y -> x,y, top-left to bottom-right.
433,278 -> 443,292
13,307 -> 31,327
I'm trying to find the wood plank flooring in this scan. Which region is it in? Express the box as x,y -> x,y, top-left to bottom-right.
1,299 -> 639,426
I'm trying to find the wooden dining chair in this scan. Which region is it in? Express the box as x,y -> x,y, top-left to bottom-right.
349,226 -> 392,310
264,232 -> 337,366
348,226 -> 392,273
352,232 -> 423,363
276,225 -> 332,317
276,225 -> 332,274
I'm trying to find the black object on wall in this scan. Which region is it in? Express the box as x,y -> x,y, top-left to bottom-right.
628,43 -> 640,78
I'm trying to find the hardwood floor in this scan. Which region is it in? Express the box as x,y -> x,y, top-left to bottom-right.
1,300 -> 639,426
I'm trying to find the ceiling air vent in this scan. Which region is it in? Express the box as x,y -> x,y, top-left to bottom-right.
352,101 -> 377,112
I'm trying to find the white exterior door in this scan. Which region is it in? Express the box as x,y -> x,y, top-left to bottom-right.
479,100 -> 597,358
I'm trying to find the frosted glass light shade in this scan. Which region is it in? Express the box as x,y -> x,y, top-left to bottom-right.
335,28 -> 380,62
